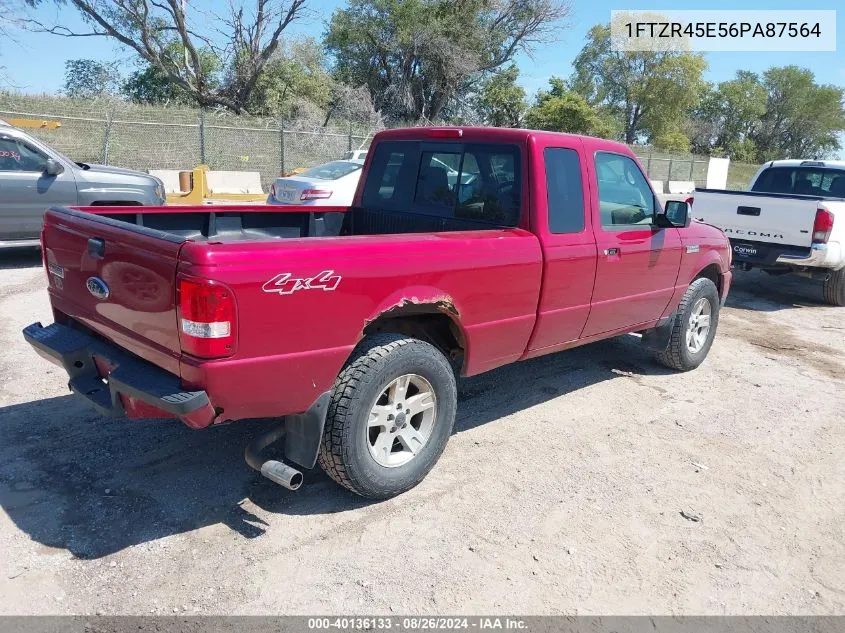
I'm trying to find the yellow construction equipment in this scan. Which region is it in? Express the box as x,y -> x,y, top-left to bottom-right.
7,118 -> 62,130
166,165 -> 268,204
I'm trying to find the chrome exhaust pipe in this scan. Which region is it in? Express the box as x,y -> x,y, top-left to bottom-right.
260,460 -> 303,490
244,425 -> 303,491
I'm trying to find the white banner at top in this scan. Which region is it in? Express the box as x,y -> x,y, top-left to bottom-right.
610,10 -> 836,52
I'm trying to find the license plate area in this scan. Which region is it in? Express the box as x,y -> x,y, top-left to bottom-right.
279,187 -> 297,202
732,243 -> 766,261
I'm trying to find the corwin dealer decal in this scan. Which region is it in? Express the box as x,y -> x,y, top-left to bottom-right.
262,270 -> 342,295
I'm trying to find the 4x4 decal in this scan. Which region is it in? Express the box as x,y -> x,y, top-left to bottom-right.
262,270 -> 342,295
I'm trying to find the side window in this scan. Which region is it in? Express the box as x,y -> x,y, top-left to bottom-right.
544,148 -> 585,234
0,136 -> 47,172
594,152 -> 655,228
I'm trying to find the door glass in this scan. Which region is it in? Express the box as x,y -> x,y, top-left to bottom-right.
595,152 -> 655,228
0,136 -> 47,172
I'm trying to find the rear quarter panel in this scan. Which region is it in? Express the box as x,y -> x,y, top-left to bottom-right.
179,230 -> 542,421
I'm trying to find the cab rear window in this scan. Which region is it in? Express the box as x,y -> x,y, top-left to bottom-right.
361,141 -> 522,227
751,166 -> 845,197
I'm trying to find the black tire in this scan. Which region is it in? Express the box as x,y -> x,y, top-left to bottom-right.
822,268 -> 845,306
655,278 -> 720,372
317,333 -> 457,499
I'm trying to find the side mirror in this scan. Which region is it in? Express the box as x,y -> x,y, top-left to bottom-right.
44,159 -> 64,176
656,199 -> 691,228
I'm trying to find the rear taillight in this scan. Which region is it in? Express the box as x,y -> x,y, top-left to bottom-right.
177,277 -> 237,359
301,189 -> 332,200
685,196 -> 694,206
813,208 -> 834,244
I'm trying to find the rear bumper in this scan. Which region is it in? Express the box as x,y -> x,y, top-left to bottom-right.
23,322 -> 217,429
730,239 -> 843,270
775,242 -> 843,269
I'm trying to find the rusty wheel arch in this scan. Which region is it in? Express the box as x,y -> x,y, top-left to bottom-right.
360,299 -> 466,372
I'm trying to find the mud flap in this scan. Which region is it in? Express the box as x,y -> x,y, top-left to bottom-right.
640,313 -> 676,352
284,391 -> 331,469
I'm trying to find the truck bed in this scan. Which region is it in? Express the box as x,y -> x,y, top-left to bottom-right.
90,205 -> 348,242
692,188 -> 831,248
40,203 -> 543,424
83,202 -> 510,243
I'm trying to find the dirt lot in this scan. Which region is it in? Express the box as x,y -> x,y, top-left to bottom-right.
0,248 -> 843,615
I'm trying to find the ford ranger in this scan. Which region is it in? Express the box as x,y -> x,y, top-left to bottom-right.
23,127 -> 732,499
691,159 -> 845,305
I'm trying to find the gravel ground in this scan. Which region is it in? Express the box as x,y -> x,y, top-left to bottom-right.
0,247 -> 843,615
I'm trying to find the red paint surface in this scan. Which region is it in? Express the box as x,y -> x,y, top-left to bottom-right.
40,127 -> 731,428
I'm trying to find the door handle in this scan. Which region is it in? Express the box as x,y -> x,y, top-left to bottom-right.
87,238 -> 105,259
603,247 -> 619,256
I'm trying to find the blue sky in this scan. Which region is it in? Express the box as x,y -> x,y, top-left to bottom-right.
2,0 -> 843,98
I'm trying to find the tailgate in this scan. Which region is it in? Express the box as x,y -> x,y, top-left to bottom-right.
42,207 -> 186,374
694,191 -> 818,248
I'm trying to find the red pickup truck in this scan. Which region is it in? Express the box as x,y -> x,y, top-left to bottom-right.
24,127 -> 732,499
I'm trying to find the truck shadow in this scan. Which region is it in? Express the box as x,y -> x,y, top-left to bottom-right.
0,247 -> 42,271
0,336 -> 670,559
726,269 -> 828,312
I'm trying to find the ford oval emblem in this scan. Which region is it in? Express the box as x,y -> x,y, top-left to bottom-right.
86,277 -> 110,300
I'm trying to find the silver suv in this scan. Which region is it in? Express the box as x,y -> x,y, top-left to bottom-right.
0,120 -> 165,247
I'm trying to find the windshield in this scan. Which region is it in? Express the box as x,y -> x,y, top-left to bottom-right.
300,161 -> 363,180
751,166 -> 845,197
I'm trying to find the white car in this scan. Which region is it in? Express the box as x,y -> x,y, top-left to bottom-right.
268,160 -> 364,206
342,149 -> 368,161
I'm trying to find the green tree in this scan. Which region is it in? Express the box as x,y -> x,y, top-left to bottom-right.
325,0 -> 572,123
688,71 -> 766,158
753,66 -> 845,160
24,0 -> 306,113
246,38 -> 332,117
652,130 -> 691,153
474,65 -> 526,128
571,22 -> 706,145
524,77 -> 614,137
63,59 -> 121,98
123,43 -> 219,106
123,64 -> 189,105
689,66 -> 845,161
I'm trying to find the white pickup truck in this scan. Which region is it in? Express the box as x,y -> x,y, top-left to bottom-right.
691,159 -> 845,305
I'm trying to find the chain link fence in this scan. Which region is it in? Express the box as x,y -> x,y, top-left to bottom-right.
630,147 -> 708,186
0,92 -> 758,192
0,94 -> 376,191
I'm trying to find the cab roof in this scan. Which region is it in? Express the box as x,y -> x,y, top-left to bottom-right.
373,126 -> 633,155
763,159 -> 845,170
